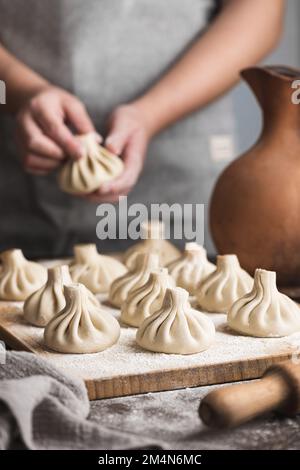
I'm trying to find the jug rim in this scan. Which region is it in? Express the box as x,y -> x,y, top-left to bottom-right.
241,65 -> 300,82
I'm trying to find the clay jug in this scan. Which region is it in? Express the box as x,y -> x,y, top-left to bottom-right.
210,66 -> 300,287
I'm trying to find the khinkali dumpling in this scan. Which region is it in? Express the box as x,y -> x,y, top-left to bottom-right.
136,287 -> 215,354
24,265 -> 72,327
70,244 -> 126,294
44,283 -> 120,353
58,133 -> 124,194
228,269 -> 300,338
109,253 -> 159,308
196,254 -> 253,313
0,249 -> 47,301
120,268 -> 174,327
167,243 -> 215,295
123,220 -> 180,270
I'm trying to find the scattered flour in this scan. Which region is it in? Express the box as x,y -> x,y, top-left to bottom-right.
1,297 -> 299,382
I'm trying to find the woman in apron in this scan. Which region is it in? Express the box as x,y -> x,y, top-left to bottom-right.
0,0 -> 285,258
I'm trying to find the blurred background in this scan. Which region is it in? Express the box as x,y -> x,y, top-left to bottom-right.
233,0 -> 300,154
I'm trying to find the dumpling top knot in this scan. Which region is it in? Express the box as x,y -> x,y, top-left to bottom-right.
58,132 -> 124,194
123,220 -> 180,270
109,252 -> 160,308
70,243 -> 126,293
196,254 -> 253,313
167,242 -> 215,295
120,267 -> 174,327
24,264 -> 73,327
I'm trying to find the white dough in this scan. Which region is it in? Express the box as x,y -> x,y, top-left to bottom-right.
70,244 -> 126,294
196,254 -> 253,313
58,133 -> 124,194
136,287 -> 215,355
228,269 -> 300,338
44,283 -> 120,354
0,249 -> 47,301
167,242 -> 215,295
23,265 -> 72,327
109,252 -> 159,308
120,268 -> 174,327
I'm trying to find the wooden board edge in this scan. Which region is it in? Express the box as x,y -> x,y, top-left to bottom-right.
0,323 -> 35,353
85,351 -> 292,400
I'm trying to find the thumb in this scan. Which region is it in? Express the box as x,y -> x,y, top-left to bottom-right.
64,96 -> 95,135
105,113 -> 132,156
101,130 -> 147,195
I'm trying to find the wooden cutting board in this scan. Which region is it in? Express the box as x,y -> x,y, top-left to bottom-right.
1,299 -> 299,400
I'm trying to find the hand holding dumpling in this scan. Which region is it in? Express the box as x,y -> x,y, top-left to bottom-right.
58,133 -> 124,195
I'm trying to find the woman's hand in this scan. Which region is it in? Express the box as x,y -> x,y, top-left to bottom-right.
16,86 -> 96,175
84,103 -> 151,203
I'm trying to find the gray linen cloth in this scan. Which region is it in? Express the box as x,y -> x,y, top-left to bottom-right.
0,351 -> 160,450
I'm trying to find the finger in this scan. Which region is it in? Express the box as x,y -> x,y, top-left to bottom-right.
105,116 -> 133,155
23,154 -> 61,172
101,132 -> 146,195
91,132 -> 103,144
95,132 -> 103,144
63,97 -> 95,135
18,113 -> 65,160
32,107 -> 83,160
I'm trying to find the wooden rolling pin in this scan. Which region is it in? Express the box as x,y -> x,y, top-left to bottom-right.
199,361 -> 300,428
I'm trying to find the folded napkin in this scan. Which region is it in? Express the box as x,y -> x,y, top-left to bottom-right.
0,351 -> 158,450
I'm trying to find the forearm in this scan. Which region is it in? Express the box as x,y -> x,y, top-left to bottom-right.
0,44 -> 49,113
134,0 -> 285,136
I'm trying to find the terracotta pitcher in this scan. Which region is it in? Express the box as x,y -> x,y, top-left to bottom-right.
210,66 -> 300,287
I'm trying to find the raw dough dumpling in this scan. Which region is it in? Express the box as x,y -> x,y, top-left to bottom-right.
228,269 -> 300,337
109,253 -> 159,308
136,287 -> 215,354
167,242 -> 215,295
24,265 -> 72,327
58,133 -> 124,195
120,268 -> 174,327
70,244 -> 126,294
196,254 -> 253,313
123,220 -> 180,270
44,283 -> 120,353
0,249 -> 47,301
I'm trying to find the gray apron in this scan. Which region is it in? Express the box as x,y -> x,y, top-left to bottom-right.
0,0 -> 235,258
